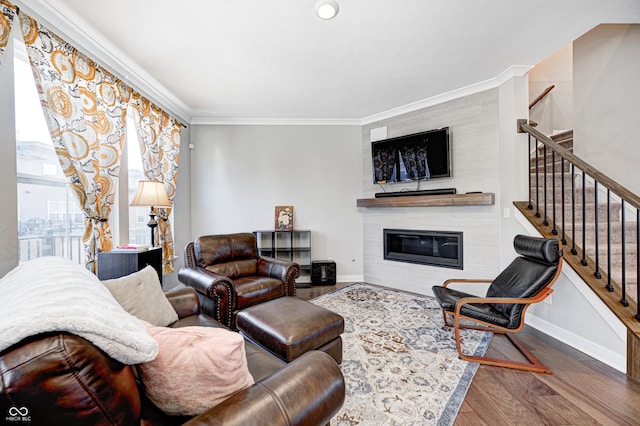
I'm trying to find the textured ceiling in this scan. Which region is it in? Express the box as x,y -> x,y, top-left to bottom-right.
16,0 -> 640,123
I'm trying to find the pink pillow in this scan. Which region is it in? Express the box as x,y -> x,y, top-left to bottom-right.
138,321 -> 255,416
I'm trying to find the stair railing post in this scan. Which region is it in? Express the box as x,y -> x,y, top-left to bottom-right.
571,165 -> 578,255
561,157 -> 567,245
594,181 -> 601,279
543,145 -> 549,226
535,138 -> 540,218
606,189 -> 614,292
581,171 -> 588,266
528,134 -> 533,210
621,200 -> 629,307
552,151 -> 558,235
636,209 -> 640,321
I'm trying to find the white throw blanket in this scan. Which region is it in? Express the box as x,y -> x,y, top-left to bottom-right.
0,257 -> 158,364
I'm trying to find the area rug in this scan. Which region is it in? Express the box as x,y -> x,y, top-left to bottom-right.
310,283 -> 492,425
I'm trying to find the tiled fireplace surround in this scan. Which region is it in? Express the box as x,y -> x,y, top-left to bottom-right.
361,89 -> 503,296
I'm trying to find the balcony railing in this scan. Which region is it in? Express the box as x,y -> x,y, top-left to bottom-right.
18,234 -> 84,264
18,228 -> 150,265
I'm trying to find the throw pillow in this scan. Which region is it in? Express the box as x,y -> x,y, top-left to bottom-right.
137,321 -> 255,416
102,266 -> 178,327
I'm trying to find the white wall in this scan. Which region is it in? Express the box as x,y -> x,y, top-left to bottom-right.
189,124 -> 363,282
0,25 -> 19,275
497,74 -> 531,267
529,43 -> 574,136
574,24 -> 640,195
361,90 -> 502,296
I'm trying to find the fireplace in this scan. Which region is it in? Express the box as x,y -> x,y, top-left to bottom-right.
383,229 -> 463,269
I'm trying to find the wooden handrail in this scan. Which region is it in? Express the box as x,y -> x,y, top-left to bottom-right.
529,85 -> 555,110
518,120 -> 640,210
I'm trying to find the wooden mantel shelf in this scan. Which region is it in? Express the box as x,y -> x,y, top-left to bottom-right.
356,192 -> 495,208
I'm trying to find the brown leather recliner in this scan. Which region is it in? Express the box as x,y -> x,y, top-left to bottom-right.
0,287 -> 345,426
178,233 -> 300,328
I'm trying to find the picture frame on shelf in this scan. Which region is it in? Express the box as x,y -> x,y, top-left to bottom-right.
275,206 -> 293,231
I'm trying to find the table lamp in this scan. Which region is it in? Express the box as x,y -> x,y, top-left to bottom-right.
130,180 -> 171,247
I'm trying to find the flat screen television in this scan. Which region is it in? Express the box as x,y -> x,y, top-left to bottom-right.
371,127 -> 451,184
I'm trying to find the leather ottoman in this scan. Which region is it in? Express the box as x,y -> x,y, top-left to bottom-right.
236,296 -> 344,363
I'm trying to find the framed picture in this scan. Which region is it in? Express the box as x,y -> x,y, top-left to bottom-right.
275,206 -> 294,231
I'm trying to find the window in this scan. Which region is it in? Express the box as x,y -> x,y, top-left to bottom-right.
127,117 -> 152,246
14,41 -> 85,264
12,36 -> 163,264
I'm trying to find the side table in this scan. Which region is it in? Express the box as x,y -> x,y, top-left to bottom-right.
97,247 -> 162,284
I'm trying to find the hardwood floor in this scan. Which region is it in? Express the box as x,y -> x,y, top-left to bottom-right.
457,326 -> 640,425
299,282 -> 640,425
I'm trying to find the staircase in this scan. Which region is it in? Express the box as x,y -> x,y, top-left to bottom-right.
515,120 -> 640,379
528,131 -> 637,301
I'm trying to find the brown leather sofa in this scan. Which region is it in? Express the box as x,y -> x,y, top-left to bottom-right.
0,287 -> 345,426
178,233 -> 300,328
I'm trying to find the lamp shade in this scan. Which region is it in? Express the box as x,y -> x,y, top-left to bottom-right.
130,180 -> 171,207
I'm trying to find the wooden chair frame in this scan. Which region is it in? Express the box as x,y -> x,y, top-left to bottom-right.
440,256 -> 562,374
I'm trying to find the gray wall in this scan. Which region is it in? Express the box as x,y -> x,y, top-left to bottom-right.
361,90 -> 503,295
574,24 -> 640,195
189,124 -> 363,282
529,43 -> 574,136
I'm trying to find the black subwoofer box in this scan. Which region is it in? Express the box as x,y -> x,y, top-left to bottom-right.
311,260 -> 336,286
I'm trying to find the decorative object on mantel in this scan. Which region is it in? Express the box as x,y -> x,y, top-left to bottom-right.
130,180 -> 172,247
311,283 -> 491,425
356,192 -> 495,208
275,206 -> 294,231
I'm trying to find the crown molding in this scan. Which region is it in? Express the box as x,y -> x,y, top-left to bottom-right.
188,64 -> 532,126
13,0 -> 192,123
192,65 -> 532,126
360,65 -> 533,125
190,117 -> 361,126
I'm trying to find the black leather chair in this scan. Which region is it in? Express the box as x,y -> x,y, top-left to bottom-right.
432,235 -> 563,374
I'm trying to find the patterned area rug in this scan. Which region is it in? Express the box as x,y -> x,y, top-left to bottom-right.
310,283 -> 492,425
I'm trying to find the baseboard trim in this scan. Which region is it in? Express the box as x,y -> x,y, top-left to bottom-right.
527,314 -> 626,372
338,274 -> 364,283
516,209 -> 627,372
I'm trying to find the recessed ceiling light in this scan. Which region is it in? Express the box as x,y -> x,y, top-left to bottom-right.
315,0 -> 339,20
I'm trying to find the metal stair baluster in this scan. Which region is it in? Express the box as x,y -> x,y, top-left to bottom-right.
606,189 -> 614,292
621,200 -> 629,307
594,181 -> 601,278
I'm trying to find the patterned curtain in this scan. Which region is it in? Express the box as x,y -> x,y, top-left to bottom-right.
20,13 -> 131,272
130,92 -> 182,274
0,0 -> 17,65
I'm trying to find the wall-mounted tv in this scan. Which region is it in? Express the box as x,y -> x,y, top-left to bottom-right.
371,127 -> 451,184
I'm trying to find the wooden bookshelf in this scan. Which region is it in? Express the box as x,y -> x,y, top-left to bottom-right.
356,192 -> 495,208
